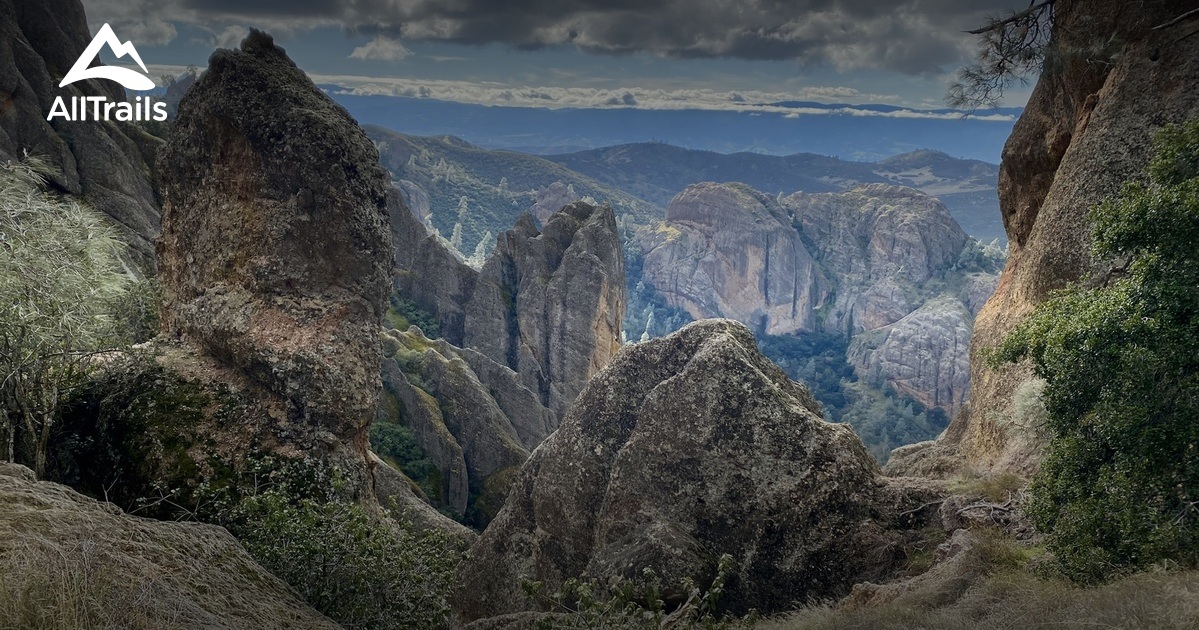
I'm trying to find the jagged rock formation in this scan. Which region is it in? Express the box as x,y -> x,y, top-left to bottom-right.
455,319 -> 940,621
394,199 -> 626,421
0,0 -> 161,266
848,297 -> 973,417
0,462 -> 340,629
464,203 -> 626,418
157,29 -> 391,451
637,183 -> 830,335
896,0 -> 1199,476
378,326 -> 556,525
529,181 -> 580,224
48,30 -> 469,539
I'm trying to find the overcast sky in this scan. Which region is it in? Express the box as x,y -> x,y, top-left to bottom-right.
79,0 -> 1034,111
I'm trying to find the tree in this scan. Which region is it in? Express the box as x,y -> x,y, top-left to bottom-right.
993,120 -> 1199,582
0,157 -> 130,476
948,0 -> 1055,110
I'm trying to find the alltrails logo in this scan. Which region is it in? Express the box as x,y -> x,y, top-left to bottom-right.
47,23 -> 168,122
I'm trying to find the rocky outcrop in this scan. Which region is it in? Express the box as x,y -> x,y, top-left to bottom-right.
395,197 -> 625,422
0,0 -> 161,267
918,0 -> 1199,476
157,30 -> 391,451
0,462 -> 340,629
464,203 -> 626,418
848,297 -> 973,417
456,319 -> 940,621
530,181 -> 579,224
785,184 -> 968,336
378,327 -> 546,526
640,183 -> 966,339
638,183 -> 830,335
638,182 -> 974,416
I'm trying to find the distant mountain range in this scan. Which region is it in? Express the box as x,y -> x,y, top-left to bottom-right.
327,90 -> 1017,163
364,126 -> 1005,245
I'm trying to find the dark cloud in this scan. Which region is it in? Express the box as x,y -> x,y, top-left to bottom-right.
88,0 -> 1024,74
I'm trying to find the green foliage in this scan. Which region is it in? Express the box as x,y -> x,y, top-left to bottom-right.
387,294 -> 441,339
229,491 -> 459,629
623,243 -> 694,341
953,237 -> 1007,274
0,157 -> 131,476
522,554 -> 752,629
369,420 -> 439,500
993,120 -> 1199,583
757,333 -> 948,462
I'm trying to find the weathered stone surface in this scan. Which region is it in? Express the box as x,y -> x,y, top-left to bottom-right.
0,0 -> 161,267
638,182 -> 830,335
529,180 -> 579,224
934,0 -> 1199,476
379,327 -> 543,525
785,183 -> 968,336
157,30 -> 392,450
464,202 -> 626,419
0,461 -> 341,628
848,296 -> 973,418
456,319 -> 933,621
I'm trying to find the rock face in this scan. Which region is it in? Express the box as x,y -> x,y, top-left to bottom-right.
464,203 -> 626,418
0,0 -> 161,266
638,183 -> 830,335
0,462 -> 340,629
157,30 -> 392,450
919,0 -> 1199,476
785,184 -> 968,336
848,297 -> 973,417
394,198 -> 626,422
638,182 -> 975,415
456,319 -> 929,621
378,327 -> 551,526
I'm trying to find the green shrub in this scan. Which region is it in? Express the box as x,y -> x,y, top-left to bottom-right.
993,120 -> 1199,582
227,490 -> 459,629
522,554 -> 752,629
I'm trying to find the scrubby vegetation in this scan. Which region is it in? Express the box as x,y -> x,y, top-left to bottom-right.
757,333 -> 948,462
521,553 -> 753,629
993,120 -> 1199,583
0,157 -> 133,478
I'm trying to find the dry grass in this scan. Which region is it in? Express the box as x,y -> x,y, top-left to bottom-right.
0,536 -> 177,630
948,472 -> 1026,503
759,533 -> 1199,630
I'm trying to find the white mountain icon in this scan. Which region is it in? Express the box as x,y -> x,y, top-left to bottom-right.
59,23 -> 156,91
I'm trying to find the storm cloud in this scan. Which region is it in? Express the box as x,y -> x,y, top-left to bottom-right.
84,0 -> 1022,74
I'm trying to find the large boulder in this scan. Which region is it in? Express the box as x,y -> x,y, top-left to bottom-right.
914,0 -> 1199,476
456,319 -> 933,621
0,0 -> 161,267
0,462 -> 339,629
156,30 -> 391,450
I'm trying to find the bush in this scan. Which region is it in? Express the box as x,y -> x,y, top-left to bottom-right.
0,156 -> 130,476
993,120 -> 1199,582
229,490 -> 460,629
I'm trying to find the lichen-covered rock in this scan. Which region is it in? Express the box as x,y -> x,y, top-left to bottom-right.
456,319 -> 931,621
157,30 -> 392,450
934,0 -> 1199,475
0,0 -> 161,267
848,296 -> 973,418
0,462 -> 341,629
